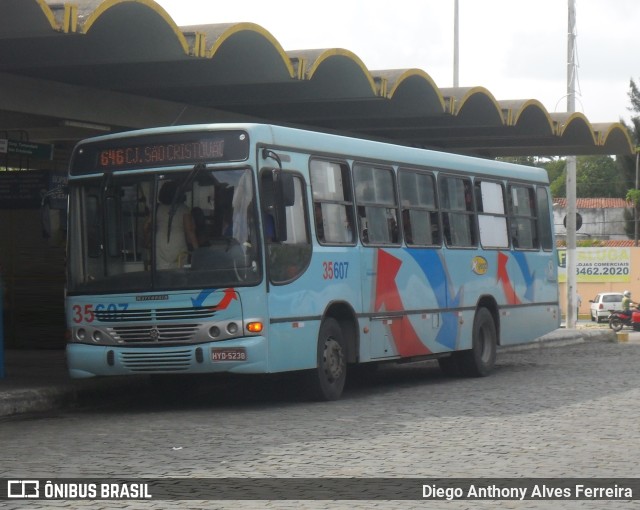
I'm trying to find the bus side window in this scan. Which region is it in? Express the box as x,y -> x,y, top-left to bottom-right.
398,169 -> 440,246
261,172 -> 311,283
509,185 -> 538,250
536,187 -> 553,251
354,163 -> 399,245
85,193 -> 102,258
475,180 -> 509,249
439,175 -> 476,248
309,159 -> 355,245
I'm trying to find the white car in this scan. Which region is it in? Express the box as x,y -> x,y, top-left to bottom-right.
589,292 -> 624,322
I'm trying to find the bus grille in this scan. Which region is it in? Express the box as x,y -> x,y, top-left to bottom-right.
95,307 -> 216,323
108,324 -> 200,343
120,349 -> 192,372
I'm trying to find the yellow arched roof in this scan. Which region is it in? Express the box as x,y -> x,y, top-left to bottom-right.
0,0 -> 632,160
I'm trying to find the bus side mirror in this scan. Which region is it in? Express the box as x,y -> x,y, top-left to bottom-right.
261,149 -> 295,242
40,185 -> 69,240
272,171 -> 294,242
279,172 -> 295,206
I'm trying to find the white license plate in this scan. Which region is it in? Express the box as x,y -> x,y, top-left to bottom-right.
211,347 -> 247,362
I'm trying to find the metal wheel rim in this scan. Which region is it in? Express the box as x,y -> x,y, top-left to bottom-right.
478,325 -> 492,364
322,338 -> 344,383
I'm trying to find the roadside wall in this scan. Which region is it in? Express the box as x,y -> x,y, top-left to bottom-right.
0,209 -> 66,348
558,246 -> 640,318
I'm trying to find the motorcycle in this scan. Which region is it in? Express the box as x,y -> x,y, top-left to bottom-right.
608,308 -> 640,332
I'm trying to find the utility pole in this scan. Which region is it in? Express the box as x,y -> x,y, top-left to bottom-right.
635,147 -> 639,246
453,0 -> 459,87
566,0 -> 577,328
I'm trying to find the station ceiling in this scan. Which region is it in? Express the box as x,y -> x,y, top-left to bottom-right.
0,0 -> 634,171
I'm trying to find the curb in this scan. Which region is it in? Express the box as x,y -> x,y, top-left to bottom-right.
499,328 -> 615,352
0,377 -> 143,418
0,386 -> 81,417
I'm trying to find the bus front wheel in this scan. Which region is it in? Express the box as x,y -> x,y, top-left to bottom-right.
308,318 -> 347,401
458,308 -> 496,377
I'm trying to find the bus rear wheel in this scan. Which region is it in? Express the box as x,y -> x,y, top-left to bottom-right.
308,318 -> 347,401
457,307 -> 496,377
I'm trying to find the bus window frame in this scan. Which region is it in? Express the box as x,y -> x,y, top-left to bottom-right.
353,161 -> 401,247
508,183 -> 539,251
259,168 -> 312,286
397,167 -> 442,248
309,157 -> 357,247
535,186 -> 554,252
438,172 -> 478,249
474,178 -> 510,250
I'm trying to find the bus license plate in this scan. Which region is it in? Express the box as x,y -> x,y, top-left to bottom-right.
211,348 -> 247,362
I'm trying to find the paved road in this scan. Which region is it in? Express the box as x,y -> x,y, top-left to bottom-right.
1,336 -> 639,509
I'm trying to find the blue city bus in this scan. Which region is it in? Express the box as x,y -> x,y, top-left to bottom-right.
65,123 -> 559,400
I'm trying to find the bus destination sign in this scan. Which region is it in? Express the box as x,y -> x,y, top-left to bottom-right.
71,130 -> 249,174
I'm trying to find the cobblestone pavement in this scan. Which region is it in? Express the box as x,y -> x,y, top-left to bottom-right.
1,337 -> 639,509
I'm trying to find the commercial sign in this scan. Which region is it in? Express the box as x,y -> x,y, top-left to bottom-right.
558,247 -> 631,282
0,138 -> 54,160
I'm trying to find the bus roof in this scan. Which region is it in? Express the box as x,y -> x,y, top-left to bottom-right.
73,122 -> 549,184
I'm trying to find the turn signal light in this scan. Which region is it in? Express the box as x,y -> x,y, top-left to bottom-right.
246,321 -> 263,333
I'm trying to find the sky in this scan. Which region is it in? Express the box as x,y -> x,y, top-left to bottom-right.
154,0 -> 639,125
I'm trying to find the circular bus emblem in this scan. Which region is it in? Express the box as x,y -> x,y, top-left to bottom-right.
149,327 -> 160,341
472,256 -> 488,275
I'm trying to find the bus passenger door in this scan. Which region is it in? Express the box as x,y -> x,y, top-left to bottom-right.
361,247 -> 403,360
354,163 -> 404,360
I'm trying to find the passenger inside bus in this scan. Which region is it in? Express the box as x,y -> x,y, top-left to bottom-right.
155,180 -> 199,269
191,206 -> 210,247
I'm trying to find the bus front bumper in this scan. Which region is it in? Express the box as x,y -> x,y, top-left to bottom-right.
66,337 -> 268,378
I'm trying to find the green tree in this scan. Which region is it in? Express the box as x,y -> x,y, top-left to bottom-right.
628,79 -> 640,135
621,79 -> 640,237
545,157 -> 564,184
546,155 -> 621,198
546,159 -> 566,197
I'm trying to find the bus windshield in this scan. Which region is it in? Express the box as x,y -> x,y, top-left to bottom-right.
67,167 -> 261,293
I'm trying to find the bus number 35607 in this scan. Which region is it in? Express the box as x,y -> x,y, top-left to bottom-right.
322,261 -> 349,280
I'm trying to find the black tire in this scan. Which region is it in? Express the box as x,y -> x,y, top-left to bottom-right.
307,318 -> 347,401
609,316 -> 623,332
457,308 -> 497,377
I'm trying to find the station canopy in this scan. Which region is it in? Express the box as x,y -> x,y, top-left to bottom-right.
0,0 -> 634,170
